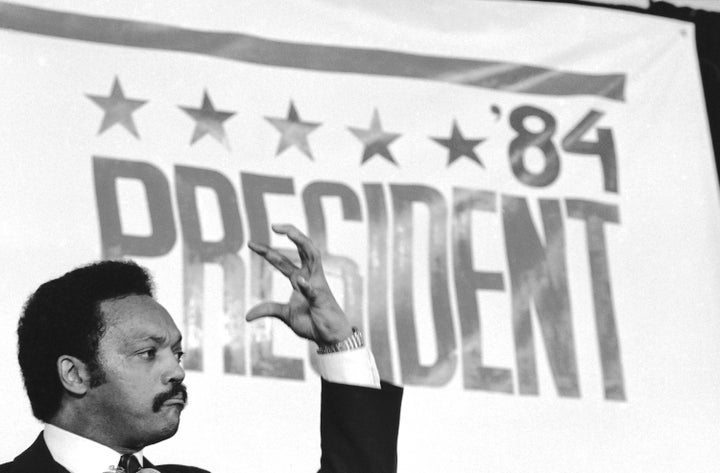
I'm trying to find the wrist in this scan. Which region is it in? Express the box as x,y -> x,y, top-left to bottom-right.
319,320 -> 353,345
317,327 -> 364,354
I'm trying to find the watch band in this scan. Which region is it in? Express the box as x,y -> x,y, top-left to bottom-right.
316,327 -> 364,354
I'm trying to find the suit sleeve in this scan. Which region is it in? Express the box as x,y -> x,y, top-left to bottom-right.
318,379 -> 403,473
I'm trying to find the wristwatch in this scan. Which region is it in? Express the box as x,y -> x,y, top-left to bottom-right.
316,327 -> 364,354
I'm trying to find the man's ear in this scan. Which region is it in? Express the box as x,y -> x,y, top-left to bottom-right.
56,355 -> 91,395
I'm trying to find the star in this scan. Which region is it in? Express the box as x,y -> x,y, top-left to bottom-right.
431,121 -> 485,167
265,101 -> 321,160
179,90 -> 235,149
348,109 -> 401,166
86,77 -> 147,138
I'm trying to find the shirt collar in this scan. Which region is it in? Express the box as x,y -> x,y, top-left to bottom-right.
44,424 -> 144,473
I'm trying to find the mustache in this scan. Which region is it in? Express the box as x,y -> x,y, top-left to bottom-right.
152,383 -> 188,412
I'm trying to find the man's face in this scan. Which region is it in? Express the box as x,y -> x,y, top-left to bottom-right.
86,294 -> 187,450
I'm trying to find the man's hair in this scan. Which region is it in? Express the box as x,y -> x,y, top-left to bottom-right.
17,260 -> 154,422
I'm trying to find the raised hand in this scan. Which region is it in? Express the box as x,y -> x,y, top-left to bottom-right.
245,224 -> 353,345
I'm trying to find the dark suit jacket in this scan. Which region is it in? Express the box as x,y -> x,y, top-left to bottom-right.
0,433 -> 208,473
0,380 -> 403,473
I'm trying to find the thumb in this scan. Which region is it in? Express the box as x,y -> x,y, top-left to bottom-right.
246,302 -> 290,324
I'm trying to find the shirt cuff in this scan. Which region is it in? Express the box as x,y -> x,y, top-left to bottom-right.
315,345 -> 381,388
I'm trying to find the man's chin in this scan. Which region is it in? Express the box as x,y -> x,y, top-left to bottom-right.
142,417 -> 181,447
159,404 -> 185,428
156,404 -> 184,429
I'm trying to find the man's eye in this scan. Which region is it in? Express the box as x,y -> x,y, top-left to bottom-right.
139,349 -> 157,360
175,351 -> 185,362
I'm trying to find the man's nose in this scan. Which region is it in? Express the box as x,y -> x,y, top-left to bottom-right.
163,353 -> 186,384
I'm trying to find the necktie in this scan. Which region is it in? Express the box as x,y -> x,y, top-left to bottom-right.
118,454 -> 142,473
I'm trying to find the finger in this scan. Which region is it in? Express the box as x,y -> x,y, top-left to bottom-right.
245,302 -> 290,324
247,241 -> 299,277
271,224 -> 320,268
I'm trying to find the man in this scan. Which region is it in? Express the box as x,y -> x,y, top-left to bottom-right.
0,224 -> 402,473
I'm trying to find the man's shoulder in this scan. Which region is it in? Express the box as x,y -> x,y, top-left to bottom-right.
0,459 -> 212,473
0,432 -> 68,473
155,465 -> 211,473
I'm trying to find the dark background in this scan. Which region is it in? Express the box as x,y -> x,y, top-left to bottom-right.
530,0 -> 720,181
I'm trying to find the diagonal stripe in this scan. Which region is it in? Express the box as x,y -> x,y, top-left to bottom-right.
0,1 -> 625,101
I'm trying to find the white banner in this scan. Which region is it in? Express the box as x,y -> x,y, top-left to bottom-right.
0,0 -> 719,471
